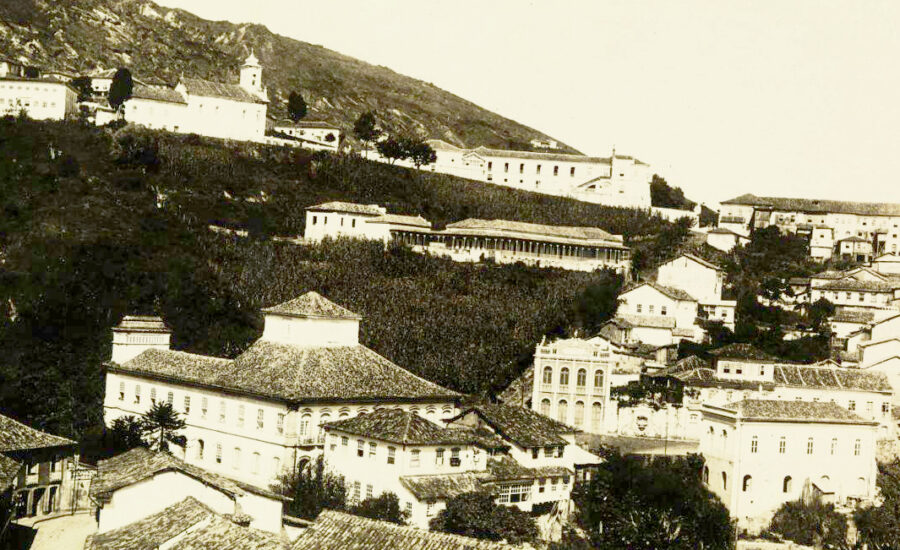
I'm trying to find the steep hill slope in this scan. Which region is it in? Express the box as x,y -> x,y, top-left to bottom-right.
0,0 -> 573,151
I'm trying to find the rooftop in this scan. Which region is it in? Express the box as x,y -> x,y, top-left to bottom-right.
399,472 -> 487,502
622,281 -> 697,302
366,214 -> 432,229
130,84 -> 187,104
324,409 -> 475,446
442,218 -> 625,247
450,404 -> 574,448
722,399 -> 874,424
675,253 -> 723,272
261,291 -> 362,320
113,341 -> 459,405
616,313 -> 677,329
485,455 -> 571,482
273,120 -> 340,130
830,309 -> 876,324
180,77 -> 267,104
85,497 -> 288,550
291,510 -> 512,550
671,364 -> 890,393
305,201 -> 386,216
112,315 -> 171,334
816,279 -> 896,292
0,413 -> 75,453
709,343 -> 778,362
0,454 -> 21,491
720,194 -> 900,218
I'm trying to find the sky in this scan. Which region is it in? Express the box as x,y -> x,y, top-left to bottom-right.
155,0 -> 900,205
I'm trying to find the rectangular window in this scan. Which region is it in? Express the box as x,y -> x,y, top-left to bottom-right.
531,448 -> 539,459
750,437 -> 758,453
388,447 -> 396,464
357,440 -> 365,457
366,484 -> 373,499
341,436 -> 348,447
536,165 -> 541,175
570,167 -> 575,177
257,409 -> 264,429
167,391 -> 173,406
233,447 -> 241,470
831,438 -> 837,455
636,304 -> 642,313
661,306 -> 667,316
118,382 -> 125,401
184,396 -> 191,414
519,163 -> 524,174
369,442 -> 377,458
150,387 -> 157,405
487,161 -> 492,170
553,165 -> 559,176
545,447 -> 554,457
648,305 -> 654,314
849,400 -> 856,411
238,405 -> 245,427
504,162 -> 509,173
807,437 -> 814,455
883,403 -> 891,416
352,481 -> 361,504
436,448 -> 445,465
201,397 -> 208,419
219,401 -> 226,423
779,437 -> 786,454
312,215 -> 317,225
216,443 -> 222,464
411,449 -> 420,467
277,413 -> 284,434
854,439 -> 861,456
135,385 -> 141,404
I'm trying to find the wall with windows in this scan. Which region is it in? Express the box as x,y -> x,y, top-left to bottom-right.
657,256 -> 723,305
303,210 -> 386,243
175,90 -> 266,142
124,98 -> 188,133
809,287 -> 894,310
0,79 -> 77,120
700,410 -> 878,532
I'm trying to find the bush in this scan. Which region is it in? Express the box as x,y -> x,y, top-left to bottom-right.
428,492 -> 538,544
273,455 -> 346,520
349,492 -> 408,525
767,497 -> 848,548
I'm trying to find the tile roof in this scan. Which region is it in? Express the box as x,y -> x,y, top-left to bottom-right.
622,282 -> 696,302
262,291 -> 362,320
722,399 -> 874,424
442,219 -> 625,247
324,409 -> 475,446
291,510 -> 512,550
484,455 -> 571,482
424,139 -> 464,152
180,77 -> 267,104
114,342 -> 459,404
666,355 -> 710,375
0,413 -> 75,452
471,145 -> 615,165
0,454 -> 21,491
830,309 -> 876,324
616,313 -> 677,329
773,365 -> 891,392
366,214 -> 432,229
452,404 -> 573,448
399,472 -> 487,501
113,315 -> 171,334
90,448 -> 284,504
273,120 -> 340,130
130,84 -> 187,104
709,343 -> 778,361
720,194 -> 900,217
85,497 -> 288,550
815,279 -> 896,292
838,236 -> 871,243
707,227 -> 746,237
305,202 -> 387,216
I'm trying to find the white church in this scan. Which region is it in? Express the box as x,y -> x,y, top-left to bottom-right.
119,53 -> 269,142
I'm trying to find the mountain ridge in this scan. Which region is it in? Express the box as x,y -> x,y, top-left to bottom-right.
0,0 -> 577,151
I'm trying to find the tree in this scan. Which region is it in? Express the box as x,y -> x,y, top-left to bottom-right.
353,111 -> 380,156
571,450 -> 733,550
140,402 -> 187,452
71,76 -> 93,103
108,68 -> 133,111
274,455 -> 346,520
429,492 -> 538,544
650,174 -> 695,210
350,492 -> 408,525
767,497 -> 848,548
376,136 -> 407,165
854,459 -> 900,550
287,91 -> 307,122
402,138 -> 437,169
108,415 -> 146,453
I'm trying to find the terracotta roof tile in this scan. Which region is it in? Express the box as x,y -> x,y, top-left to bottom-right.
0,454 -> 21,491
709,344 -> 777,361
720,194 -> 900,217
305,202 -> 386,216
0,413 -> 75,452
622,282 -> 696,302
453,404 -> 573,448
273,120 -> 340,130
399,472 -> 487,501
262,291 -> 362,319
722,399 -> 874,424
366,214 -> 431,229
130,84 -> 186,104
324,409 -> 473,446
113,315 -> 171,333
616,313 -> 677,329
180,77 -> 267,104
442,219 -> 625,247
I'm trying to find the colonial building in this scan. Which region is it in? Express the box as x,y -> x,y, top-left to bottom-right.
849,313 -> 900,405
90,448 -> 286,534
272,120 -> 341,150
873,254 -> 900,275
120,53 -> 268,142
700,400 -> 877,532
656,254 -> 737,329
0,75 -> 78,120
616,282 -> 702,345
806,266 -> 900,312
706,227 -> 750,252
718,194 -> 900,260
302,202 -> 631,274
84,497 -> 289,550
0,413 -> 80,520
103,291 -> 460,488
423,140 -> 652,208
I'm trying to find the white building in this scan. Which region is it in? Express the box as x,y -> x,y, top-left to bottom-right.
0,76 -> 77,120
850,313 -> 900,405
0,58 -> 24,78
616,282 -> 702,345
807,266 -> 900,312
718,194 -> 900,260
103,291 -> 460,489
90,447 -> 285,534
120,53 -> 268,142
272,120 -> 341,150
424,140 -> 652,208
706,227 -> 750,252
873,254 -> 900,275
656,254 -> 737,329
700,399 -> 878,532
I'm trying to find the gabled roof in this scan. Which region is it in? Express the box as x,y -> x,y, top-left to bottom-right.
442,219 -> 625,247
0,454 -> 21,491
484,455 -> 571,482
830,309 -> 876,324
720,194 -> 900,217
838,236 -> 871,244
709,343 -> 777,362
0,413 -> 75,453
448,404 -> 574,448
323,409 -> 475,446
621,282 -> 696,302
112,315 -> 171,334
180,77 -> 267,104
262,291 -> 362,320
291,510 -> 512,550
399,472 -> 487,502
305,202 -> 386,216
616,313 -> 677,329
113,341 -> 459,404
471,145 -> 614,165
672,253 -> 723,272
85,497 -> 287,550
273,120 -> 340,130
815,278 -> 896,292
130,84 -> 187,104
366,214 -> 432,229
90,448 -> 284,504
665,355 -> 710,375
722,399 -> 874,424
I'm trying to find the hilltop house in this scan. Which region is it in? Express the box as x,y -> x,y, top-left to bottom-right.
119,53 -> 268,142
718,194 -> 900,260
701,400 -> 877,532
103,292 -> 460,488
421,140 -> 652,208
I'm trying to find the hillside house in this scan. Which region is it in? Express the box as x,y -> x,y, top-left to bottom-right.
0,76 -> 78,120
103,291 -> 460,488
423,140 -> 652,208
873,254 -> 900,275
808,267 -> 900,311
701,400 -> 877,532
706,227 -> 750,252
272,120 -> 340,150
656,254 -> 736,329
0,58 -> 24,78
617,282 -> 702,345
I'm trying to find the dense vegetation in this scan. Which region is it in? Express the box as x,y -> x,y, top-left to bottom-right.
650,174 -> 695,210
567,449 -> 734,549
854,459 -> 900,549
767,497 -> 848,548
275,456 -> 347,520
428,491 -> 538,544
0,118 -> 668,440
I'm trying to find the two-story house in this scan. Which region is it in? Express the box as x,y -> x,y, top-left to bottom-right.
656,254 -> 737,329
616,282 -> 702,345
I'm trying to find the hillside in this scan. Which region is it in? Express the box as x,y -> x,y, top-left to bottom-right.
0,0 -> 575,151
0,118 -> 687,439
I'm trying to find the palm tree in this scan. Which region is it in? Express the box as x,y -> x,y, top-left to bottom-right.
141,402 -> 187,452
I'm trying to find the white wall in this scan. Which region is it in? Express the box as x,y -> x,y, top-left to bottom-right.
178,90 -> 266,142
0,80 -> 76,120
110,330 -> 171,364
124,98 -> 188,133
303,210 -> 384,242
260,314 -> 359,348
657,257 -> 722,304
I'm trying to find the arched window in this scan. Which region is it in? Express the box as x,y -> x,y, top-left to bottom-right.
594,370 -> 604,389
318,412 -> 331,440
557,400 -> 568,423
299,413 -> 311,437
196,439 -> 205,460
442,405 -> 453,417
783,476 -> 792,493
338,407 -> 350,418
576,369 -> 587,387
559,368 -> 569,386
591,402 -> 603,430
426,407 -> 436,419
358,408 -> 369,416
540,399 -> 551,416
722,472 -> 727,490
574,401 -> 584,427
273,456 -> 281,475
542,367 -> 553,385
742,475 -> 752,492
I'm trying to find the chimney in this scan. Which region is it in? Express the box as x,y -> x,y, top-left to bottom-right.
111,315 -> 172,364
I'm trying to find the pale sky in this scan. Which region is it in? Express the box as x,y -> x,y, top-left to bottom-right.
155,0 -> 900,205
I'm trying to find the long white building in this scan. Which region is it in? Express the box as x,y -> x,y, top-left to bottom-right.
424,140 -> 652,208
103,291 -> 460,489
0,75 -> 77,120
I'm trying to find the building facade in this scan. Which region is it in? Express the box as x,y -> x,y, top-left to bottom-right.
616,282 -> 702,345
0,76 -> 77,120
272,120 -> 341,150
656,254 -> 737,329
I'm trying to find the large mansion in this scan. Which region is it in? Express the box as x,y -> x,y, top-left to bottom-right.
103,292 -> 460,488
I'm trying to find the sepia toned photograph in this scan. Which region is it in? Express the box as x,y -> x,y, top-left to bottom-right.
1,1 -> 899,548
